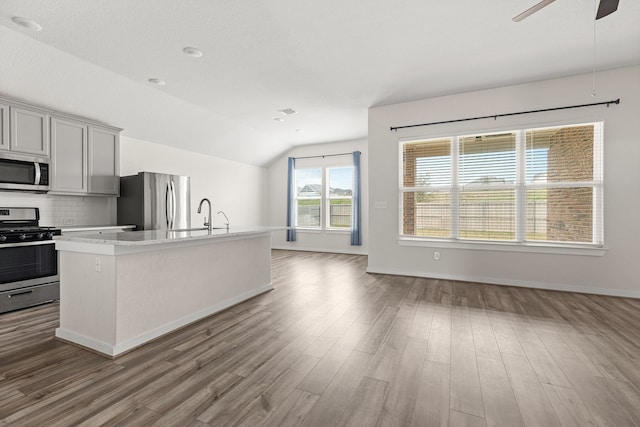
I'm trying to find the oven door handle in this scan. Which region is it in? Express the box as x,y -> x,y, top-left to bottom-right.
34,163 -> 41,185
0,241 -> 56,248
8,289 -> 35,298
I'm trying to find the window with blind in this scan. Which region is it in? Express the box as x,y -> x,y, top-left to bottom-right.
400,122 -> 603,246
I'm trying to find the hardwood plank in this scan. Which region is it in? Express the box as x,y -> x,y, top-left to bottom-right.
410,360 -> 450,427
354,305 -> 399,354
297,321 -> 370,395
449,410 -> 486,427
341,376 -> 389,427
449,306 -> 484,418
223,354 -> 320,426
195,333 -> 317,424
262,389 -> 320,427
300,350 -> 374,427
476,356 -> 524,427
541,383 -> 600,427
1,251 -> 640,426
501,353 -> 561,427
509,318 -> 571,387
375,338 -> 428,426
425,305 -> 451,365
470,309 -> 501,361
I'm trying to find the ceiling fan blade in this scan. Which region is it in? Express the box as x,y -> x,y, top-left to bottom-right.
596,0 -> 619,19
513,0 -> 556,22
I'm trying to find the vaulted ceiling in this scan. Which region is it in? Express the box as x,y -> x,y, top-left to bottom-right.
1,0 -> 638,165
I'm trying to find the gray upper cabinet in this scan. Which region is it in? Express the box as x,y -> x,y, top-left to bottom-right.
88,126 -> 119,195
50,117 -> 120,196
10,105 -> 50,157
0,103 -> 8,151
1,96 -> 120,196
51,116 -> 88,193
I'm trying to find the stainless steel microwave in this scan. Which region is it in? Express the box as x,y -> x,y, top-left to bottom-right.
0,152 -> 50,192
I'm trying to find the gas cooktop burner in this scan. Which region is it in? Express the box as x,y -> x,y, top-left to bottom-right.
0,208 -> 61,244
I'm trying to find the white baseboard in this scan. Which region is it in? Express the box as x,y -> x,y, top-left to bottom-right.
272,245 -> 368,256
365,266 -> 640,299
56,283 -> 274,357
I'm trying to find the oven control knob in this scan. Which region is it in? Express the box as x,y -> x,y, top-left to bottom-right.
46,232 -> 54,239
37,233 -> 44,239
0,235 -> 6,242
18,234 -> 27,241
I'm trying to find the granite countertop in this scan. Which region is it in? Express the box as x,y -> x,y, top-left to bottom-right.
54,225 -> 284,247
60,225 -> 136,233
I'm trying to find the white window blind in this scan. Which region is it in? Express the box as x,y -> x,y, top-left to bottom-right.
400,122 -> 603,247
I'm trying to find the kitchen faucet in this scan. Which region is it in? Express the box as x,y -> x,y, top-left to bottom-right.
197,198 -> 212,234
217,211 -> 229,231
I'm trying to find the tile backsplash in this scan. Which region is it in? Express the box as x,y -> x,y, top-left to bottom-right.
0,192 -> 116,226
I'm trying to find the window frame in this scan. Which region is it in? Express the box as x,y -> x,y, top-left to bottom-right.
294,167 -> 322,230
398,121 -> 604,254
294,161 -> 354,232
326,166 -> 354,230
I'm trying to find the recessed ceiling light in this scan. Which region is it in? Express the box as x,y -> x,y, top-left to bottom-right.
12,17 -> 42,32
148,78 -> 166,86
295,129 -> 304,133
183,47 -> 203,58
273,118 -> 284,122
279,108 -> 297,115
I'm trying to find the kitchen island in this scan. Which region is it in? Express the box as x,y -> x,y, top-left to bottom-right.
54,226 -> 282,357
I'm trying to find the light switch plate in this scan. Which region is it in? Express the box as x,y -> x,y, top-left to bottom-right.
374,201 -> 388,209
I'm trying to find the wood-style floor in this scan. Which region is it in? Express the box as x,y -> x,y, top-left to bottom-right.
1,250 -> 640,426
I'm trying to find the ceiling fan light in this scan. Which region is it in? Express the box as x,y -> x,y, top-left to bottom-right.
11,16 -> 42,31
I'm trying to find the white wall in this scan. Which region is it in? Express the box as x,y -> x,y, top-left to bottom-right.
268,139 -> 368,255
368,65 -> 640,297
0,136 -> 267,228
120,136 -> 267,228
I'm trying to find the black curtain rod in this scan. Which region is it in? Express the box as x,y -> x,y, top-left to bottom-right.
390,98 -> 620,131
294,152 -> 355,160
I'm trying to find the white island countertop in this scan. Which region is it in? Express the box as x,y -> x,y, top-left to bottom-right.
59,225 -> 136,233
55,225 -> 285,255
54,225 -> 279,357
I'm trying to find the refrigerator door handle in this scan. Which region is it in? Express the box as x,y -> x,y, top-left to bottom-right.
170,180 -> 177,229
165,183 -> 171,228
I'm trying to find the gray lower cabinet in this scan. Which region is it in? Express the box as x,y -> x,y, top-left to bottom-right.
50,116 -> 119,196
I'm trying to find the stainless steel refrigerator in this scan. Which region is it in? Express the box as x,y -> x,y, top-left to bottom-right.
117,172 -> 191,230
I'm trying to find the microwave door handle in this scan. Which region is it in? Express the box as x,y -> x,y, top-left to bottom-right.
34,163 -> 41,185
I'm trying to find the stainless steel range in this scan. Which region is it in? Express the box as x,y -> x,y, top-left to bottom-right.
0,207 -> 61,314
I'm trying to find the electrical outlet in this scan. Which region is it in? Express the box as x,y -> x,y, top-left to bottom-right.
434,251 -> 440,260
62,218 -> 74,225
95,257 -> 101,272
